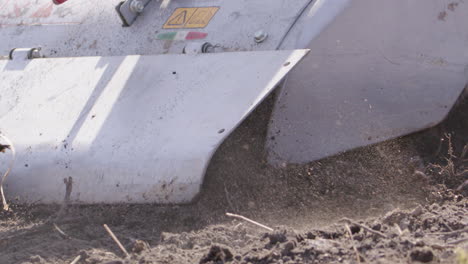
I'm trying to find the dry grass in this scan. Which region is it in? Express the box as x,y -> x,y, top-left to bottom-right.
427,133 -> 468,190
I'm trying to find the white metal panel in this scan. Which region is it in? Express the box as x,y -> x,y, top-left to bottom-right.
0,0 -> 309,57
0,49 -> 308,203
267,0 -> 468,164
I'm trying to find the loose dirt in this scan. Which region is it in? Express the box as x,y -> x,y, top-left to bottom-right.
0,93 -> 467,264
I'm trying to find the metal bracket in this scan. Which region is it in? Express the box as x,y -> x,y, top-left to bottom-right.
9,48 -> 42,61
116,0 -> 152,27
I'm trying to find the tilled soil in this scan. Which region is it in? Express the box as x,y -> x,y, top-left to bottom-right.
139,189 -> 468,264
1,186 -> 467,264
1,93 -> 468,264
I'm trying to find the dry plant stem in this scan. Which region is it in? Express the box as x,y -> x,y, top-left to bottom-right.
1,225 -> 50,241
69,255 -> 81,264
226,213 -> 274,232
433,130 -> 444,157
55,177 -> 73,221
53,223 -> 70,239
431,227 -> 468,236
345,224 -> 361,264
394,224 -> 403,235
0,133 -> 16,211
441,222 -> 454,232
339,218 -> 387,238
448,237 -> 468,245
430,244 -> 452,250
461,145 -> 468,159
224,183 -> 236,213
456,180 -> 468,191
103,224 -> 130,257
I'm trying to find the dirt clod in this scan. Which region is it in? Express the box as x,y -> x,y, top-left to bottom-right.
103,261 -> 123,264
265,232 -> 287,245
410,247 -> 435,263
199,245 -> 234,264
131,239 -> 149,254
280,241 -> 296,256
29,255 -> 46,263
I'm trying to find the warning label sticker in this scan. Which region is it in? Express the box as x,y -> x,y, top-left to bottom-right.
163,7 -> 219,29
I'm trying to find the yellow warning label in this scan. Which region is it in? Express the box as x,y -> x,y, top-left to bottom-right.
163,7 -> 219,29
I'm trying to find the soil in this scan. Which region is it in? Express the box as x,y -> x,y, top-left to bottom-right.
1,92 -> 467,264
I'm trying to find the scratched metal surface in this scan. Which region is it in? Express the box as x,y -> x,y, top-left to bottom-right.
0,0 -> 309,57
267,0 -> 468,164
0,50 -> 308,203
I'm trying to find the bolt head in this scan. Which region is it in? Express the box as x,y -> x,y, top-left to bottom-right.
130,0 -> 145,13
254,30 -> 268,43
29,48 -> 42,59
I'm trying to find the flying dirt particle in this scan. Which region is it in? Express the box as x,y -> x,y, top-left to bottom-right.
438,11 -> 447,21
410,247 -> 434,263
63,177 -> 73,202
0,144 -> 10,153
88,40 -> 98,49
448,2 -> 459,11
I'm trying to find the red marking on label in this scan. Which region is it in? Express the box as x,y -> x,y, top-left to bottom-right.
186,32 -> 208,40
53,0 -> 69,5
0,0 -> 82,26
0,0 -> 11,12
0,2 -> 31,19
14,5 -> 22,18
31,3 -> 54,18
